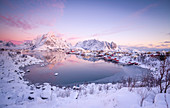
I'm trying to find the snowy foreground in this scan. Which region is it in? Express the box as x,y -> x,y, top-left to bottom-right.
0,51 -> 169,108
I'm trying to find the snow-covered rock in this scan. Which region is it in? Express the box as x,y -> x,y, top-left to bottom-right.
75,39 -> 117,51
54,73 -> 58,76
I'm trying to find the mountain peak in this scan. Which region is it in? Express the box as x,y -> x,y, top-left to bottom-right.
0,41 -> 16,47
75,39 -> 117,51
42,31 -> 57,40
47,31 -> 55,36
32,32 -> 71,50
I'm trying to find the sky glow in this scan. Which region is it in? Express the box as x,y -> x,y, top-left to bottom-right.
0,0 -> 170,49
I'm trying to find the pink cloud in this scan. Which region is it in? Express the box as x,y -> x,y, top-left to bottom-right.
0,0 -> 66,30
37,0 -> 65,16
50,0 -> 65,15
35,18 -> 57,26
164,41 -> 170,43
56,33 -> 66,37
0,15 -> 36,30
68,37 -> 81,40
92,33 -> 99,37
132,3 -> 158,17
92,26 -> 131,37
91,3 -> 158,38
1,0 -> 17,10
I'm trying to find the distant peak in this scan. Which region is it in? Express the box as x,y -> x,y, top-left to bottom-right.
75,39 -> 117,51
47,31 -> 55,36
92,39 -> 97,41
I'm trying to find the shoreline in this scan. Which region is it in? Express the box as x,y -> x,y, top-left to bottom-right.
0,50 -> 169,108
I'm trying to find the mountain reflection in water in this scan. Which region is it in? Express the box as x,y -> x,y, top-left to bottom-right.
24,51 -> 150,86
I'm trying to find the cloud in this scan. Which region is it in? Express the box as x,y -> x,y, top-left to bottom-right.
148,44 -> 153,46
164,41 -> 170,43
0,15 -> 35,30
35,18 -> 57,26
56,33 -> 65,37
119,45 -> 170,51
92,26 -> 131,37
159,40 -> 170,44
0,0 -> 66,30
155,44 -> 170,48
132,3 -> 158,17
33,0 -> 65,16
49,0 -> 65,15
68,37 -> 81,40
29,0 -> 66,27
91,3 -> 158,38
160,44 -> 168,47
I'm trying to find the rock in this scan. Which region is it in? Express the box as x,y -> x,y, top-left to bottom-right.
54,73 -> 58,76
28,96 -> 34,100
26,69 -> 30,72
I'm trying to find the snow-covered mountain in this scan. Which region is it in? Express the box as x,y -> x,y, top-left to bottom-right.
115,46 -> 143,53
0,32 -> 71,50
15,40 -> 34,50
31,32 -> 71,50
74,39 -> 117,51
0,40 -> 16,49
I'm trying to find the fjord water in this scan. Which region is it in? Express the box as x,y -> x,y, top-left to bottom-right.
24,51 -> 149,86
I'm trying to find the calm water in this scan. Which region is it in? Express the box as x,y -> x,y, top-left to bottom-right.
23,51 -> 150,86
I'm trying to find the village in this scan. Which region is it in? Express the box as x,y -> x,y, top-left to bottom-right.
66,48 -> 169,69
0,48 -> 169,108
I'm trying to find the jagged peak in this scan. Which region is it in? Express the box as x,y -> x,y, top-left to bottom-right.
47,31 -> 55,36
31,32 -> 71,50
75,39 -> 117,51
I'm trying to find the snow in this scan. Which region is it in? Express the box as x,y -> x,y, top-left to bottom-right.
0,51 -> 43,107
0,41 -> 16,49
32,32 -> 71,51
26,69 -> 30,72
0,50 -> 169,108
54,73 -> 58,76
0,32 -> 72,51
118,55 -> 161,71
16,40 -> 34,50
74,39 -> 117,51
154,93 -> 170,108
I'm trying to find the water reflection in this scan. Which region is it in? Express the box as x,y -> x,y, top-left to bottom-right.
24,51 -> 150,86
24,51 -> 68,69
76,55 -> 101,62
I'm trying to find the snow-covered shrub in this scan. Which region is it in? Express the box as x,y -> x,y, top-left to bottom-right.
114,83 -> 123,90
140,73 -> 157,87
89,87 -> 94,94
137,88 -> 150,107
98,85 -> 102,91
157,57 -> 170,93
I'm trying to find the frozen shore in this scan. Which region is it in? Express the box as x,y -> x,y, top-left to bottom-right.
0,51 -> 169,108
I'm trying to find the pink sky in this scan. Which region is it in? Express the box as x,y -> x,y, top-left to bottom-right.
0,0 -> 170,49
